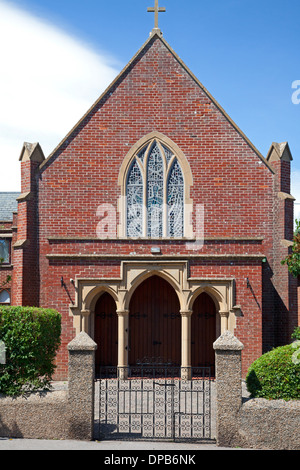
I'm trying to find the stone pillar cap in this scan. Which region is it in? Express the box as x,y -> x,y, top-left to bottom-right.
67,331 -> 97,351
213,330 -> 244,351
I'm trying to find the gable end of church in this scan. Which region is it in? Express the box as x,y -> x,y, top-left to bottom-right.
3,29 -> 297,381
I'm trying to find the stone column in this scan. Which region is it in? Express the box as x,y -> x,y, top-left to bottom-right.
219,310 -> 229,333
213,330 -> 244,448
117,310 -> 129,379
181,310 -> 192,380
80,309 -> 90,333
67,331 -> 97,441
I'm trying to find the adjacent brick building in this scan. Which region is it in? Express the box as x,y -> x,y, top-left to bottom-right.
0,193 -> 19,307
1,31 -> 298,379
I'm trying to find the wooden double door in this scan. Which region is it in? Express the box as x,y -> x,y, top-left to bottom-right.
95,276 -> 216,370
129,275 -> 181,366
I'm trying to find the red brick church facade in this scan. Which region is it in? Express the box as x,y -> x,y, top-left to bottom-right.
1,32 -> 298,379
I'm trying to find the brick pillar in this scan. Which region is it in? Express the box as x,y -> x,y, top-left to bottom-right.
213,330 -> 244,448
67,331 -> 97,441
13,142 -> 45,306
266,142 -> 298,345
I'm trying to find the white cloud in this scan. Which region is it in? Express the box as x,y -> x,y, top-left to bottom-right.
0,0 -> 119,191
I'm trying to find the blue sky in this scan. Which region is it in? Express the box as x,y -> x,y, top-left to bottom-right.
0,0 -> 299,217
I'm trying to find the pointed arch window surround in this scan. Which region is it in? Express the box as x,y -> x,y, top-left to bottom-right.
126,139 -> 184,238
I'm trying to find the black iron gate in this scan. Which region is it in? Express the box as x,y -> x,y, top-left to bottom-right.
95,363 -> 214,442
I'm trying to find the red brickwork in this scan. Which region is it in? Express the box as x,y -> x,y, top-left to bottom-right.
10,35 -> 298,379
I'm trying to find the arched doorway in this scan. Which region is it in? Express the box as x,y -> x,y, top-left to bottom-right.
94,292 -> 118,369
129,275 -> 181,366
191,292 -> 216,374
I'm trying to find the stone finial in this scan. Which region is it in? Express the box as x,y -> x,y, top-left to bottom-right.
213,330 -> 244,351
19,142 -> 45,163
67,331 -> 97,351
266,142 -> 293,163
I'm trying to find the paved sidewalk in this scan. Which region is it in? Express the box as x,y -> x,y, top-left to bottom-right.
0,437 -> 241,451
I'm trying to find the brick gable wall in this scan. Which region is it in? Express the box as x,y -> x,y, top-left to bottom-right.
12,35 -> 297,379
39,37 -> 274,240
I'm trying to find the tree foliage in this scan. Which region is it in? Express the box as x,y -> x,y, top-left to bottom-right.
281,219 -> 300,278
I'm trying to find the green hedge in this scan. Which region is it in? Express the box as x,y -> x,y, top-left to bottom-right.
246,343 -> 300,401
0,306 -> 61,397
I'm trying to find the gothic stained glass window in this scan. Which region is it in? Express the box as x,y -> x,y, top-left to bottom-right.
167,160 -> 184,237
126,159 -> 143,237
125,139 -> 185,238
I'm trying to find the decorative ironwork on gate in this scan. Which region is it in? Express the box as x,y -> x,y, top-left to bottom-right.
94,364 -> 214,442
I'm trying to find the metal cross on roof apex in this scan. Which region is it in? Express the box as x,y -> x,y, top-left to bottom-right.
147,0 -> 166,32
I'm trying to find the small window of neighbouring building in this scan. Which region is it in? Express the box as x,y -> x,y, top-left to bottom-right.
0,239 -> 10,264
0,290 -> 10,304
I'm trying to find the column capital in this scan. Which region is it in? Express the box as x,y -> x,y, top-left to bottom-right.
180,310 -> 193,317
116,309 -> 129,317
80,309 -> 90,317
219,310 -> 229,318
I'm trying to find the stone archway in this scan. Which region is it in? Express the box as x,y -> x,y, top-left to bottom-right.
70,261 -> 240,375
